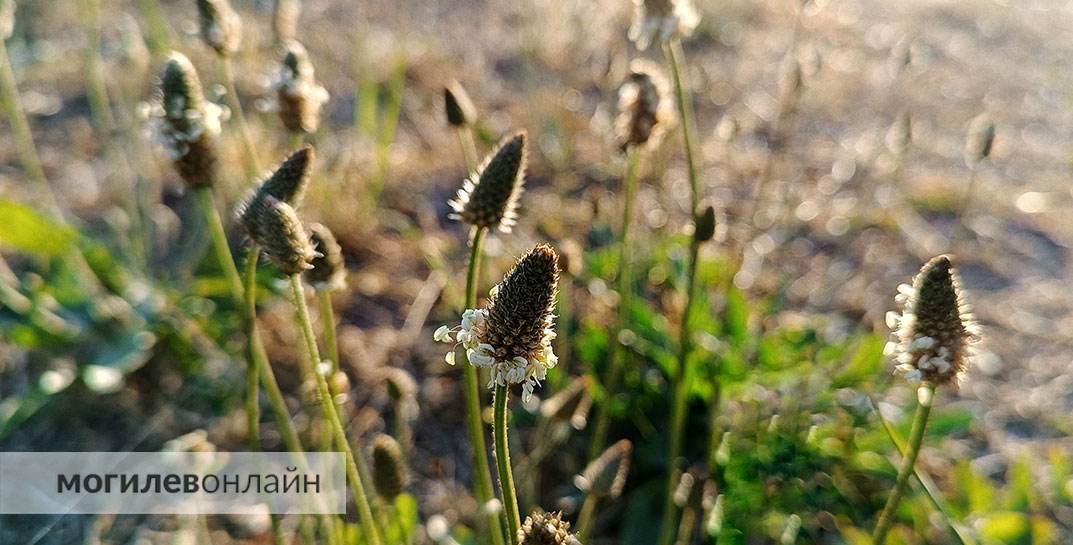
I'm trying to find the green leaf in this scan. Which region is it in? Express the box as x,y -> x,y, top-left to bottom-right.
0,200 -> 76,257
980,511 -> 1030,545
723,285 -> 749,346
833,334 -> 886,387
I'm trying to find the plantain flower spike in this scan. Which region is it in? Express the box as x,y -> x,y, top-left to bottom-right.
197,0 -> 242,56
694,205 -> 716,243
306,223 -> 346,291
628,0 -> 699,51
240,145 -> 315,223
243,195 -> 317,275
275,40 -> 330,134
885,255 -> 978,388
435,244 -> 558,402
518,510 -> 582,545
449,132 -> 528,232
371,434 -> 408,500
574,439 -> 632,499
444,80 -> 476,128
152,52 -> 224,187
964,114 -> 995,167
615,59 -> 674,151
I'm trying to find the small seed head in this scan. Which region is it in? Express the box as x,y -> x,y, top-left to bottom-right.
482,244 -> 559,365
628,0 -> 699,50
575,439 -> 631,499
157,53 -> 220,187
888,255 -> 977,388
197,0 -> 242,56
384,367 -> 417,403
518,510 -> 581,545
276,41 -> 329,134
694,205 -> 716,243
539,376 -> 591,430
965,114 -> 995,166
615,59 -> 673,151
244,195 -> 316,275
306,223 -> 346,291
240,146 -> 315,224
444,80 -> 476,128
449,132 -> 527,232
371,434 -> 408,500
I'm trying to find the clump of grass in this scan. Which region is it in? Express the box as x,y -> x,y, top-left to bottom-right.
873,255 -> 978,545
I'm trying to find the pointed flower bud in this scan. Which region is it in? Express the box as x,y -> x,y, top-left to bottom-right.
306,223 -> 345,291
887,255 -> 977,387
575,439 -> 631,499
240,146 -> 314,226
518,510 -> 581,545
433,244 -> 559,402
694,205 -> 716,243
615,60 -> 674,151
444,80 -> 476,128
628,0 -> 699,51
153,52 -> 224,187
197,0 -> 242,56
449,132 -> 527,232
964,114 -> 995,166
244,195 -> 316,275
275,40 -> 329,134
371,434 -> 408,500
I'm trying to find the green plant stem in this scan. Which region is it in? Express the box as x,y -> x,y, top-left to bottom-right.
493,384 -> 521,545
195,186 -> 245,301
659,37 -> 705,545
217,56 -> 260,180
243,249 -> 262,451
658,240 -> 701,545
588,147 -> 641,460
318,290 -> 341,376
665,38 -> 700,212
868,392 -> 969,545
289,275 -> 383,545
872,383 -> 935,545
575,492 -> 599,543
460,227 -> 507,545
456,127 -> 479,173
134,0 -> 173,53
0,37 -> 62,216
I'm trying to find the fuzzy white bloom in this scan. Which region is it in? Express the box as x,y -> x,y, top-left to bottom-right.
628,0 -> 700,50
149,100 -> 227,160
434,307 -> 559,403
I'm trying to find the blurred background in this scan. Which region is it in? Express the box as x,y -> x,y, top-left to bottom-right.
2,0 -> 1073,543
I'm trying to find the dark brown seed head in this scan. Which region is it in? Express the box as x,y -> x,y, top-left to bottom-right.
306,223 -> 345,291
518,510 -> 581,545
197,0 -> 242,56
245,195 -> 316,275
694,205 -> 716,243
277,41 -> 328,134
615,60 -> 671,151
965,114 -> 995,165
480,244 -> 559,363
893,255 -> 976,387
450,132 -> 527,231
371,434 -> 408,500
241,146 -> 314,226
159,53 -> 218,187
444,80 -> 476,128
539,376 -> 591,430
575,439 -> 631,499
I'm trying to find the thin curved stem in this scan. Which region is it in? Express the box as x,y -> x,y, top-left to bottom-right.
575,492 -> 599,544
872,383 -> 935,545
665,38 -> 700,212
493,384 -> 521,545
318,289 -> 341,376
289,275 -> 383,545
243,250 -> 262,451
588,148 -> 641,460
195,186 -> 245,301
461,227 -> 506,545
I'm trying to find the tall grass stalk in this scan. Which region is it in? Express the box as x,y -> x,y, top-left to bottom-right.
288,274 -> 383,545
872,383 -> 935,545
195,187 -> 246,300
460,227 -> 507,545
659,36 -> 705,545
588,148 -> 640,460
0,34 -> 62,216
493,384 -> 521,545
